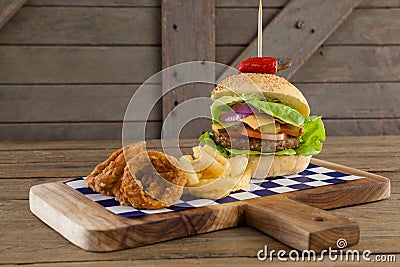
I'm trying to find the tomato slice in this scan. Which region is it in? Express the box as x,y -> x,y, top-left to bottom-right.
238,127 -> 286,141
279,126 -> 302,137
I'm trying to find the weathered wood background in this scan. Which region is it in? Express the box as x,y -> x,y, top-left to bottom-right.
0,0 -> 399,141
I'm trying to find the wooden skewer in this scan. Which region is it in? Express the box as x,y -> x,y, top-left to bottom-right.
258,0 -> 263,57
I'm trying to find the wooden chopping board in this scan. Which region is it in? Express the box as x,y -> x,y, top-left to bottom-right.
29,158 -> 390,252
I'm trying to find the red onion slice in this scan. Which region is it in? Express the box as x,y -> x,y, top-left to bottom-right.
232,103 -> 255,114
220,111 -> 251,123
219,103 -> 266,122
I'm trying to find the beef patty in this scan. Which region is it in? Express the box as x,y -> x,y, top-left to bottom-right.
212,130 -> 300,153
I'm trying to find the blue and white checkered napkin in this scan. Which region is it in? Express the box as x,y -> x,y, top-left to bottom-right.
65,163 -> 362,218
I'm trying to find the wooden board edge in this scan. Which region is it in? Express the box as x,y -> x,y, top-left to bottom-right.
29,182 -> 131,251
244,196 -> 360,252
29,181 -> 244,251
29,158 -> 391,252
286,158 -> 392,209
311,158 -> 392,184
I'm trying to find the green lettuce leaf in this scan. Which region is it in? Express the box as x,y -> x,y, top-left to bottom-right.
198,132 -> 230,157
198,115 -> 326,157
210,95 -> 305,126
295,116 -> 326,156
211,95 -> 244,122
245,98 -> 304,126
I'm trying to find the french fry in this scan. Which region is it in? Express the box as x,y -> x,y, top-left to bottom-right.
192,146 -> 202,159
191,146 -> 216,172
180,144 -> 253,199
229,155 -> 248,178
231,167 -> 252,192
195,178 -> 218,186
199,160 -> 228,180
198,145 -> 231,179
201,145 -> 229,165
187,174 -> 239,199
179,155 -> 200,186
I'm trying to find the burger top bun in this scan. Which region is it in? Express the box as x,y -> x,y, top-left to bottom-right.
211,73 -> 310,116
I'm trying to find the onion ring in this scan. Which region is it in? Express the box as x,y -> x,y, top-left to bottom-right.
118,150 -> 187,209
85,141 -> 146,201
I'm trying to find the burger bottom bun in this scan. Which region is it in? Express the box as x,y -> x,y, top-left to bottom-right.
248,155 -> 311,179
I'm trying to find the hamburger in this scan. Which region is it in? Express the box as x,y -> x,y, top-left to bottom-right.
199,73 -> 326,178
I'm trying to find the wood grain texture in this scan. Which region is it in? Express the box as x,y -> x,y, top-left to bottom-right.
2,148 -> 399,178
29,159 -> 389,252
323,118 -> 400,136
0,140 -> 121,151
4,198 -> 400,263
0,46 -> 160,84
0,151 -> 397,178
2,258 -> 398,266
217,0 -> 289,7
0,149 -> 116,164
23,0 -> 400,8
5,171 -> 400,201
0,162 -> 97,178
217,46 -> 400,72
26,0 -> 281,8
0,177 -> 66,200
25,0 -> 160,7
216,0 -> 400,8
216,8 -> 279,46
3,8 -> 398,46
0,84 -> 162,122
0,3 -> 398,139
218,0 -> 361,79
217,9 -> 400,46
1,136 -> 399,177
161,0 -> 215,66
0,122 -> 161,141
325,9 -> 400,45
161,0 -> 215,138
30,182 -> 244,252
0,7 -> 161,45
18,153 -> 399,178
245,197 -> 359,252
0,6 -> 279,46
1,137 -> 399,265
360,0 -> 400,7
297,83 -> 400,119
0,0 -> 26,30
292,46 -> 400,82
0,46 -> 241,81
0,139 -> 196,151
2,142 -> 400,164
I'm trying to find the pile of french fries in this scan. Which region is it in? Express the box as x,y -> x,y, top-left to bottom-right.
179,145 -> 252,199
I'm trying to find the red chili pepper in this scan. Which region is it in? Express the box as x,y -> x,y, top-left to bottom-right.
238,57 -> 292,74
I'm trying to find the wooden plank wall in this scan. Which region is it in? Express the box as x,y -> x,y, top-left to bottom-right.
0,0 -> 399,140
0,0 -> 27,29
161,0 -> 215,138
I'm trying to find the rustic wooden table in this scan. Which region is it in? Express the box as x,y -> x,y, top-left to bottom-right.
1,136 -> 399,266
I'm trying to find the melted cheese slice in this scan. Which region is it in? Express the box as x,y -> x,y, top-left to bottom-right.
240,114 -> 274,130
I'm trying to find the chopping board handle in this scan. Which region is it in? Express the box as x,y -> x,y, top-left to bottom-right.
243,196 -> 360,252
